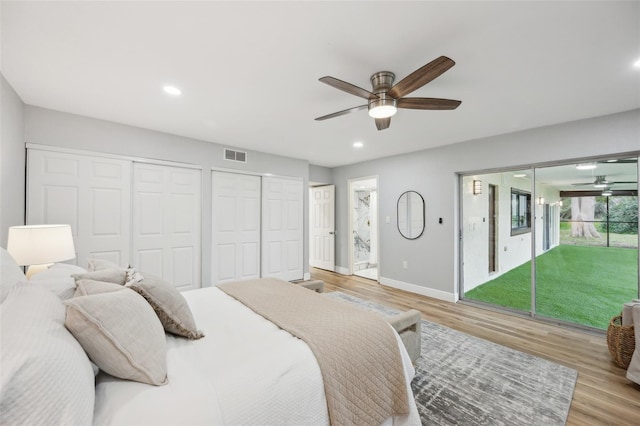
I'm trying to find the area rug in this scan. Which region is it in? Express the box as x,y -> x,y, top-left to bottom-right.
326,292 -> 578,426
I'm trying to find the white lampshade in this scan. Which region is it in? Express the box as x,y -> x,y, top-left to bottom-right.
7,224 -> 76,266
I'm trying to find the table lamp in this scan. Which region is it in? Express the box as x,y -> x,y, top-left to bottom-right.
7,224 -> 76,278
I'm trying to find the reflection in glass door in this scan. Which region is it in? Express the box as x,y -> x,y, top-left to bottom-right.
462,170 -> 532,313
461,156 -> 639,330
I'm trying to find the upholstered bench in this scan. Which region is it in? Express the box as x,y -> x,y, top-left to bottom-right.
298,279 -> 421,363
299,279 -> 325,293
383,309 -> 421,363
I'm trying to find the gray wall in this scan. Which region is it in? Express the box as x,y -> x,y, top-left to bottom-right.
309,164 -> 332,185
332,109 -> 640,298
23,106 -> 311,284
1,74 -> 26,247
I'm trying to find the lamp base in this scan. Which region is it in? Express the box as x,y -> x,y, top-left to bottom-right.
26,263 -> 53,279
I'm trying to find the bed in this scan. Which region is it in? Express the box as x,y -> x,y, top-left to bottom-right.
0,248 -> 420,425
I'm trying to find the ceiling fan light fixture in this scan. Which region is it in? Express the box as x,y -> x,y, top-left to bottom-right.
368,98 -> 397,119
602,188 -> 613,196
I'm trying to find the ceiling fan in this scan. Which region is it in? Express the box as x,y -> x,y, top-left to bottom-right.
572,175 -> 637,187
315,56 -> 461,131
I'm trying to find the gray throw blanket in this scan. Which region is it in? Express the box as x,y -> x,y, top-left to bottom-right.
218,278 -> 409,426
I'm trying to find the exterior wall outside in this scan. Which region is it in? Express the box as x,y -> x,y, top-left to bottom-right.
22,106 -> 310,285
0,74 -> 25,246
331,109 -> 640,301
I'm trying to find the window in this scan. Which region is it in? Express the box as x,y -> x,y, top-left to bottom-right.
511,188 -> 531,235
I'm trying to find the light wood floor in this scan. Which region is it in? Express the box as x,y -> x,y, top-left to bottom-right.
310,267 -> 640,426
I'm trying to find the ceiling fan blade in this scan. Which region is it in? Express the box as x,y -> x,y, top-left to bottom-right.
319,76 -> 378,100
375,117 -> 391,131
610,181 -> 637,184
314,104 -> 367,121
397,98 -> 461,110
388,56 -> 455,99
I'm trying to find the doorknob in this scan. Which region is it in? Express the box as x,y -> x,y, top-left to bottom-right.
329,231 -> 335,235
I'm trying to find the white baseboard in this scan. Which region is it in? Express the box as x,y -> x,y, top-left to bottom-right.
334,266 -> 350,275
379,276 -> 459,303
303,272 -> 311,280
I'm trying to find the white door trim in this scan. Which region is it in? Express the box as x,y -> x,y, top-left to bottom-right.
347,175 -> 379,278
26,143 -> 202,170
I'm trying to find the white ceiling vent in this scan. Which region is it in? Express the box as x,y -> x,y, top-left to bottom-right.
224,148 -> 247,163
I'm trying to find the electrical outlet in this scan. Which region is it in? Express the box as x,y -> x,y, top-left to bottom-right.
402,260 -> 408,269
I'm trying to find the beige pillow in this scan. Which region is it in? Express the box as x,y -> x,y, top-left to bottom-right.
126,274 -> 204,340
74,279 -> 124,297
64,289 -> 168,386
73,269 -> 127,285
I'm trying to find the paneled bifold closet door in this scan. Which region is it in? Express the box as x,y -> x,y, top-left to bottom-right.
211,171 -> 261,285
262,176 -> 304,281
132,163 -> 201,291
27,149 -> 131,268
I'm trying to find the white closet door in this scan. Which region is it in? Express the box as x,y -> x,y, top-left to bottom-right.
211,171 -> 261,285
27,149 -> 131,268
133,163 -> 201,290
262,176 -> 303,281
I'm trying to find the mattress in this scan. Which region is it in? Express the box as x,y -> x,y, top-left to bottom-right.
93,286 -> 420,425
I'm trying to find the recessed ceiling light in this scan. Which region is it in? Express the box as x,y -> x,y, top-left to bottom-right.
163,85 -> 182,96
576,163 -> 597,170
353,141 -> 363,148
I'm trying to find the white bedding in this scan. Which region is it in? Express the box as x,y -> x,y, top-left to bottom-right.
93,286 -> 420,425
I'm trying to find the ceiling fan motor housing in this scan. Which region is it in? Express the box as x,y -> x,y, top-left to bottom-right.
369,71 -> 397,116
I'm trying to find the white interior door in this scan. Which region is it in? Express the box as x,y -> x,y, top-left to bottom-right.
211,171 -> 261,285
262,176 -> 303,281
309,185 -> 335,271
27,149 -> 131,268
133,163 -> 201,290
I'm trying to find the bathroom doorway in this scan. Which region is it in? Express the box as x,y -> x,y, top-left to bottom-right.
348,176 -> 379,281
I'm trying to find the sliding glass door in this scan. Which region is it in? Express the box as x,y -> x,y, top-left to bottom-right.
461,156 -> 639,330
461,170 -> 532,314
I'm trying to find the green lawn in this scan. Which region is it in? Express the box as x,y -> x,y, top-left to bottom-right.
464,245 -> 638,329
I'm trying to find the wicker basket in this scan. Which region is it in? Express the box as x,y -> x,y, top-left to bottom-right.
606,314 -> 636,369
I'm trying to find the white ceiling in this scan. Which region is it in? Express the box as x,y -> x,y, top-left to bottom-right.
2,1 -> 639,168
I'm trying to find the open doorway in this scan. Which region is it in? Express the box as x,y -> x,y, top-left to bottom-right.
348,177 -> 379,281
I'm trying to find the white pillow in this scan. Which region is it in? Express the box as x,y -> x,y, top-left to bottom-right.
64,289 -> 168,386
87,258 -> 127,272
29,265 -> 83,300
49,262 -> 87,275
0,248 -> 26,303
0,282 -> 95,425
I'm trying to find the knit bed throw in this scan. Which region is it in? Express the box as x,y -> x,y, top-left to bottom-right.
218,278 -> 409,426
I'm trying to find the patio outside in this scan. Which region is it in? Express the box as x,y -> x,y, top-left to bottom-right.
464,195 -> 638,329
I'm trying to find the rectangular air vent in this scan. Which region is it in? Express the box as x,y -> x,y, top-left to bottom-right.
224,148 -> 247,163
